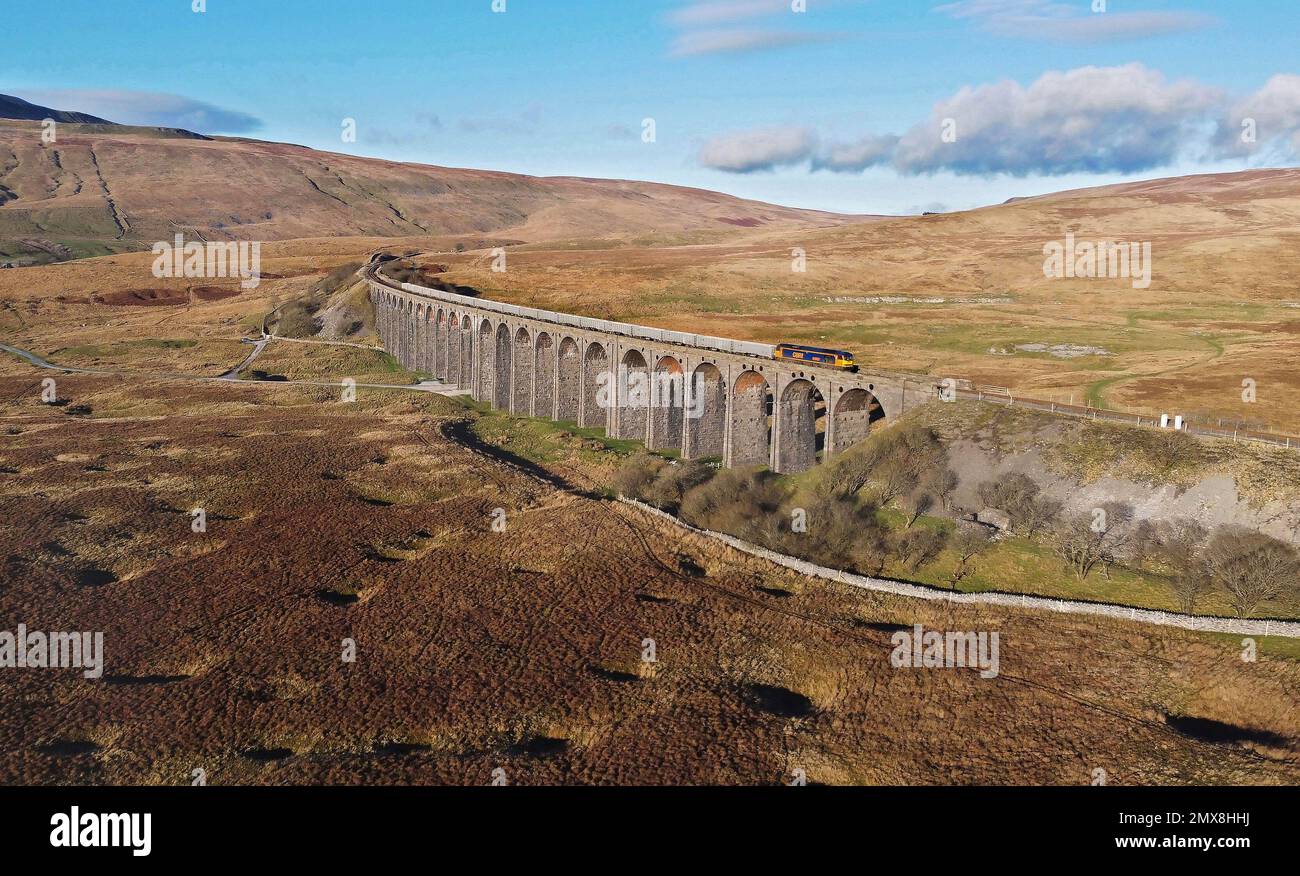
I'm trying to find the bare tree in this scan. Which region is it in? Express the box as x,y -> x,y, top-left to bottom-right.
1021,495 -> 1064,538
1202,527 -> 1299,618
828,424 -> 945,501
679,467 -> 784,538
1049,501 -> 1135,581
948,526 -> 992,589
895,527 -> 948,572
854,526 -> 892,578
1142,518 -> 1211,614
976,473 -> 1035,513
976,473 -> 1060,537
873,457 -> 918,507
900,486 -> 934,528
933,467 -> 959,512
1128,519 -> 1159,568
1170,569 -> 1213,615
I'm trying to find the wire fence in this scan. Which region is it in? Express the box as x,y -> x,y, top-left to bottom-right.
960,385 -> 1300,452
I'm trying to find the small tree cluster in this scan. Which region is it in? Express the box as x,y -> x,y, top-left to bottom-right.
1201,527 -> 1300,618
1062,512 -> 1299,618
894,527 -> 948,572
613,447 -> 1298,618
828,424 -> 948,505
976,473 -> 1062,537
678,466 -> 786,543
613,454 -> 713,515
1048,501 -> 1134,580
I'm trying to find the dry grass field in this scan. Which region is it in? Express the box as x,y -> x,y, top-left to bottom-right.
3,124 -> 1299,786
6,121 -> 1300,433
1,366 -> 1297,785
417,168 -> 1300,435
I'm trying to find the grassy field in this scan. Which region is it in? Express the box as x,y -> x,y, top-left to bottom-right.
48,337 -> 251,377
241,341 -> 409,385
468,405 -> 659,466
896,521 -> 1299,621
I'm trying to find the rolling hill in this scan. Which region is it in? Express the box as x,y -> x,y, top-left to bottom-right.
404,166 -> 1300,434
0,114 -> 865,266
0,93 -> 113,125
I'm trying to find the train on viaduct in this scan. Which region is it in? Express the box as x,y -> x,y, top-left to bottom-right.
364,263 -> 936,474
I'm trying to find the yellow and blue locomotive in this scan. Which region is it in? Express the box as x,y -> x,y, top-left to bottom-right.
774,343 -> 858,371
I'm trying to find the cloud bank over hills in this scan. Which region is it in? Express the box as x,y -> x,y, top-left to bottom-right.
698,65 -> 1300,177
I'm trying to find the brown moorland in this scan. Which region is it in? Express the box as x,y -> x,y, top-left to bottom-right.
416,168 -> 1300,435
0,370 -> 1297,785
0,119 -> 864,266
2,127 -> 1299,785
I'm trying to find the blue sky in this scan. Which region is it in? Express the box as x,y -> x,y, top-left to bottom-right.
6,0 -> 1299,214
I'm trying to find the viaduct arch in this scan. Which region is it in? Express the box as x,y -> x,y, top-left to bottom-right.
366,264 -> 925,473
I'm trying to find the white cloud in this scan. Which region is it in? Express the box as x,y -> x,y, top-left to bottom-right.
936,0 -> 1216,42
892,63 -> 1222,176
670,29 -> 839,56
813,133 -> 899,171
698,126 -> 819,172
699,64 -> 1300,178
13,88 -> 262,133
666,0 -> 851,57
1213,74 -> 1300,161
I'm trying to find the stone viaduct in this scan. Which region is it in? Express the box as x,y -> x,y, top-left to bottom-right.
364,264 -> 937,474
